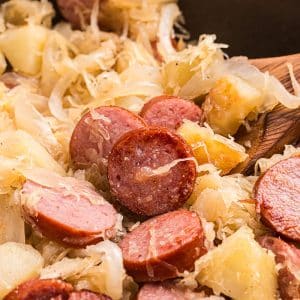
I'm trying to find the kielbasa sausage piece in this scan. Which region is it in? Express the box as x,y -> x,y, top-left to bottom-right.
67,290 -> 112,300
137,283 -> 184,300
140,95 -> 204,131
254,155 -> 300,241
21,174 -> 117,247
70,106 -> 146,171
108,127 -> 197,216
258,236 -> 300,300
0,72 -> 23,89
56,0 -> 95,28
4,279 -> 73,300
120,209 -> 206,282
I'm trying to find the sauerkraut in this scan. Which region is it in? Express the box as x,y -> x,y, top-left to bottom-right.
185,226 -> 278,300
177,120 -> 248,174
255,144 -> 300,174
0,0 -> 298,298
189,165 -> 267,239
40,240 -> 125,300
0,242 -> 44,298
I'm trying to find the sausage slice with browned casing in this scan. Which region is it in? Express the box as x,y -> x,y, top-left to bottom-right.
70,106 -> 147,172
108,127 -> 197,216
3,279 -> 73,300
140,95 -> 204,131
137,283 -> 185,300
21,174 -> 117,247
56,0 -> 95,28
66,290 -> 111,300
120,209 -> 207,282
254,155 -> 300,242
258,236 -> 300,300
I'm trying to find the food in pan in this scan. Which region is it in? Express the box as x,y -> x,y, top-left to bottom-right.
0,0 -> 298,299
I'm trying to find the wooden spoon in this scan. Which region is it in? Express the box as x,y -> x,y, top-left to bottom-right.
233,54 -> 300,175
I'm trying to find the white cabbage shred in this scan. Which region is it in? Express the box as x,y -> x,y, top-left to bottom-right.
41,240 -> 125,300
190,165 -> 267,240
255,144 -> 300,174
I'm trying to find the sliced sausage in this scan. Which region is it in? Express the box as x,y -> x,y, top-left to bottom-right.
67,290 -> 111,300
254,155 -> 300,241
137,283 -> 185,300
279,268 -> 300,300
108,127 -> 197,216
258,236 -> 300,300
3,279 -> 73,300
119,209 -> 206,282
70,106 -> 146,172
140,95 -> 204,131
138,283 -> 214,300
56,0 -> 95,28
0,72 -> 23,89
20,175 -> 117,247
52,291 -> 111,300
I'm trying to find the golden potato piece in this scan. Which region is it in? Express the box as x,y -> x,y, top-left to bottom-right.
163,60 -> 197,95
195,226 -> 278,300
0,25 -> 48,75
177,120 -> 247,174
203,75 -> 262,136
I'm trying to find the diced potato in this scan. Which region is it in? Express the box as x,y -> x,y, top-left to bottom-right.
0,242 -> 44,298
0,195 -> 25,244
163,60 -> 198,95
188,170 -> 223,205
2,0 -> 54,27
0,157 -> 26,194
192,188 -> 228,222
0,130 -> 65,175
195,227 -> 278,300
203,75 -> 262,136
177,120 -> 248,174
0,25 -> 48,75
0,129 -> 64,193
162,35 -> 225,97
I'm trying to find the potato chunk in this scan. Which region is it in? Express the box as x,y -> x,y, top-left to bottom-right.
0,195 -> 25,244
0,130 -> 64,194
0,25 -> 48,75
203,75 -> 262,136
163,60 -> 197,95
195,227 -> 278,300
162,35 -> 225,98
177,120 -> 247,174
0,130 -> 65,174
0,242 -> 44,298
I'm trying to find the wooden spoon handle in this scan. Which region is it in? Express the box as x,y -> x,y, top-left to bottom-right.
251,53 -> 300,67
251,53 -> 300,90
233,54 -> 300,175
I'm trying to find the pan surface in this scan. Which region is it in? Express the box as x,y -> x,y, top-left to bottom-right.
180,0 -> 300,58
